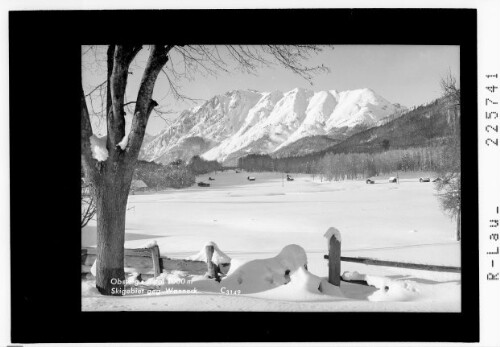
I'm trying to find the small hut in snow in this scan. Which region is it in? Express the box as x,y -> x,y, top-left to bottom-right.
130,180 -> 148,194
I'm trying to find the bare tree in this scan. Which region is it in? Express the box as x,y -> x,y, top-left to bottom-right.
81,180 -> 96,228
436,71 -> 461,241
81,45 -> 331,295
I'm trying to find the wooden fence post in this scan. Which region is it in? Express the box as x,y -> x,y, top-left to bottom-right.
325,227 -> 341,286
150,244 -> 161,278
205,244 -> 221,282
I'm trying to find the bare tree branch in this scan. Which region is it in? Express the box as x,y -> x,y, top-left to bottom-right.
85,80 -> 107,98
81,84 -> 97,180
106,45 -> 143,159
81,180 -> 97,228
440,70 -> 460,107
437,70 -> 461,240
127,45 -> 173,159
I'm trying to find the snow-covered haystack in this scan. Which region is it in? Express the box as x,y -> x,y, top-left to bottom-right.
89,135 -> 108,161
185,241 -> 231,265
220,244 -> 309,294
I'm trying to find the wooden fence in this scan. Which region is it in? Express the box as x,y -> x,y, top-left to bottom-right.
324,230 -> 461,287
81,244 -> 229,281
82,229 -> 460,287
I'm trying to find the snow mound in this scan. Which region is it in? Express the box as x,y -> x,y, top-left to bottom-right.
220,244 -> 308,294
82,281 -> 100,297
324,227 -> 342,243
342,271 -> 365,281
275,244 -> 308,271
342,271 -> 420,302
224,258 -> 246,276
89,135 -> 108,161
365,275 -> 420,302
185,241 -> 231,265
255,266 -> 344,301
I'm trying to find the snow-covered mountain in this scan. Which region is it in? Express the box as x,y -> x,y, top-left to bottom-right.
141,88 -> 406,165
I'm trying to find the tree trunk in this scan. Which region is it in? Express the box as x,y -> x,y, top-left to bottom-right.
456,209 -> 461,241
81,45 -> 173,295
94,169 -> 132,295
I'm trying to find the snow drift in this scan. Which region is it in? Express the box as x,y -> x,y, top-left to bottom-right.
221,244 -> 310,294
342,271 -> 421,302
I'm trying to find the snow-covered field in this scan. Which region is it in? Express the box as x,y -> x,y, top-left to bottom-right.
82,171 -> 461,312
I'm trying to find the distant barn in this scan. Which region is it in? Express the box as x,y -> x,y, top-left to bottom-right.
247,176 -> 256,181
130,180 -> 148,194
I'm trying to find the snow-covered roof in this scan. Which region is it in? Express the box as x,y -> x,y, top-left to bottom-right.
131,180 -> 148,189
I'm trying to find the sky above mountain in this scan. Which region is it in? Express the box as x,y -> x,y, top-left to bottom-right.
82,45 -> 459,136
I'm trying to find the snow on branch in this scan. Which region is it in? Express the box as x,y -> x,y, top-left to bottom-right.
89,135 -> 108,162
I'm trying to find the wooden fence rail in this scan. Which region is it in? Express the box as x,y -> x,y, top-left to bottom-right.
324,255 -> 461,273
81,246 -> 230,279
324,227 -> 461,286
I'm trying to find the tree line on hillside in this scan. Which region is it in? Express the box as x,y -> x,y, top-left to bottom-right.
188,155 -> 223,175
81,155 -> 221,227
323,98 -> 451,155
133,156 -> 222,190
133,159 -> 195,190
238,145 -> 448,180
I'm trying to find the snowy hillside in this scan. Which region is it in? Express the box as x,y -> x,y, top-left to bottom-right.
141,88 -> 406,165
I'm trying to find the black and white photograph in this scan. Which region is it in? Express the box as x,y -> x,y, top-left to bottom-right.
6,5 -> 498,345
81,44 -> 463,312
